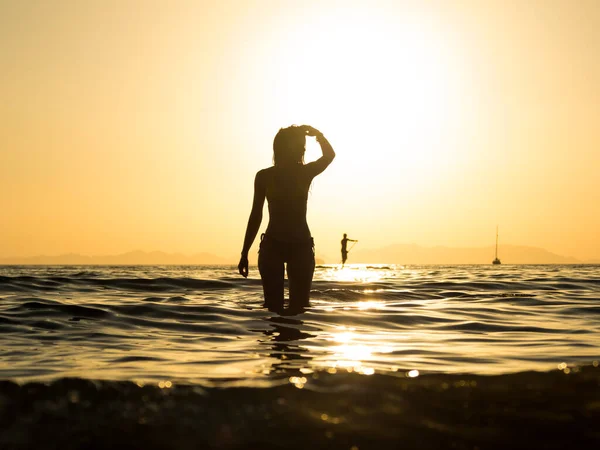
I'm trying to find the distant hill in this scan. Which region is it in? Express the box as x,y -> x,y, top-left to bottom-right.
345,244 -> 581,265
0,245 -> 591,265
0,250 -> 227,265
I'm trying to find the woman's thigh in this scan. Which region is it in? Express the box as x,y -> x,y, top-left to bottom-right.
258,241 -> 285,311
286,243 -> 315,309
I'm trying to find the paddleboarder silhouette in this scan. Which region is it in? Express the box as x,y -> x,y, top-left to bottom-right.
341,233 -> 358,265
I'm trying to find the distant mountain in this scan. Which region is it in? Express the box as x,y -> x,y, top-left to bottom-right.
0,245 -> 590,265
345,244 -> 581,265
0,250 -> 227,265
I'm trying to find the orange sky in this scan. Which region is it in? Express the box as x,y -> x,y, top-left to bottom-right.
1,0 -> 599,261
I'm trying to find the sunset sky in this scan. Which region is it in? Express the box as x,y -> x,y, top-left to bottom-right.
1,0 -> 599,262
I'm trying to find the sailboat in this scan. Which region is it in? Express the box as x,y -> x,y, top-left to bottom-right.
492,226 -> 501,265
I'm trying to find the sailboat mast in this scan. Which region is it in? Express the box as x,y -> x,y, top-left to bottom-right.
495,226 -> 499,259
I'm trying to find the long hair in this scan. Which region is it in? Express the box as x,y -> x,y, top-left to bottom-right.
273,125 -> 305,166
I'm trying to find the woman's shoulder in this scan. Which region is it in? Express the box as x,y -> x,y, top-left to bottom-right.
256,166 -> 275,179
254,167 -> 276,186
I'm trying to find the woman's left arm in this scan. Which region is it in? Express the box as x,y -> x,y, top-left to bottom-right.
238,172 -> 266,277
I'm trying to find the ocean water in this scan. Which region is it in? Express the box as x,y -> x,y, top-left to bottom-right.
1,264 -> 598,384
2,264 -> 600,449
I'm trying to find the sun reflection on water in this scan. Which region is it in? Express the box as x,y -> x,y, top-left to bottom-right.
316,327 -> 396,375
320,265 -> 393,283
355,300 -> 386,310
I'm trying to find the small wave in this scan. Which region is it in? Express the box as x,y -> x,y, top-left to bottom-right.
436,321 -> 576,334
84,277 -> 237,292
111,355 -> 166,363
7,301 -> 110,319
0,275 -> 241,293
71,271 -> 103,277
0,316 -> 19,326
28,319 -> 65,330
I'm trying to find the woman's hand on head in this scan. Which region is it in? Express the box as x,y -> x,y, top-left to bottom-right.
238,254 -> 249,278
301,125 -> 322,137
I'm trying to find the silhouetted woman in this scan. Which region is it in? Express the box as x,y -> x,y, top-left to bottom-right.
238,125 -> 335,312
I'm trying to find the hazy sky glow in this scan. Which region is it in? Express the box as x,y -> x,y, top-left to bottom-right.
1,0 -> 599,261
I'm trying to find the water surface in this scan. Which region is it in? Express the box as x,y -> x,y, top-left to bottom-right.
1,264 -> 599,385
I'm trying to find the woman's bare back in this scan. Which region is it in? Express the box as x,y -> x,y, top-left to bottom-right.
259,165 -> 313,242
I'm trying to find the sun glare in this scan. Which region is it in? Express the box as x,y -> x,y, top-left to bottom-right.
263,7 -> 466,186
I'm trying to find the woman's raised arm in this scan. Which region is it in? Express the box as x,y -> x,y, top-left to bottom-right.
304,126 -> 335,177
